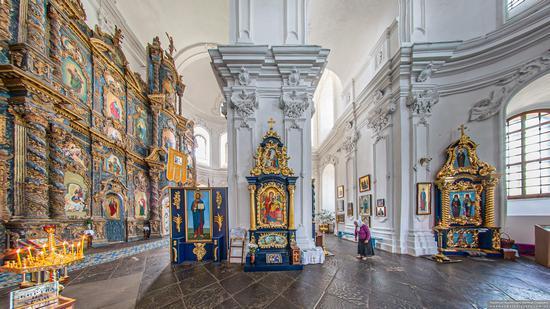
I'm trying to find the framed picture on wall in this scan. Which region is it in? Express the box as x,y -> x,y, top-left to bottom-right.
376,199 -> 386,217
337,200 -> 345,213
347,202 -> 354,217
337,185 -> 344,198
416,182 -> 432,215
359,175 -> 371,192
359,194 -> 372,216
336,214 -> 345,223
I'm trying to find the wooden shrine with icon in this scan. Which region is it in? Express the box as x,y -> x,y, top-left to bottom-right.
169,187 -> 228,263
433,126 -> 501,260
245,120 -> 303,271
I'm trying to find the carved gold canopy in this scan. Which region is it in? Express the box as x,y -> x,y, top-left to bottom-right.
250,123 -> 294,177
436,125 -> 496,179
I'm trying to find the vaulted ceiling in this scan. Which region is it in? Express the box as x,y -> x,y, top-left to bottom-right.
113,0 -> 398,125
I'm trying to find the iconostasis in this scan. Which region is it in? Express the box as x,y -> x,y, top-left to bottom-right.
0,0 -> 195,249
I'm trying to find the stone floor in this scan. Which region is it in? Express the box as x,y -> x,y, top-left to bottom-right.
2,236 -> 550,308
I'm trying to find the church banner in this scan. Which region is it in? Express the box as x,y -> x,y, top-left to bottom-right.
166,148 -> 187,183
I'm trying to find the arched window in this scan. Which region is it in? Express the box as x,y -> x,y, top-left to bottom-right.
321,164 -> 336,214
506,110 -> 550,198
220,132 -> 228,168
194,126 -> 210,166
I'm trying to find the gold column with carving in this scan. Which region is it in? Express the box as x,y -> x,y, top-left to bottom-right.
248,184 -> 256,231
288,184 -> 295,230
483,177 -> 499,228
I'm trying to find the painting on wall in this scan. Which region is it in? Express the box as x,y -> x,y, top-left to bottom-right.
337,185 -> 344,198
162,128 -> 176,150
62,57 -> 87,102
347,202 -> 354,217
104,154 -> 123,176
185,189 -> 212,242
416,183 -> 432,215
336,214 -> 345,223
359,194 -> 372,216
359,175 -> 371,192
104,194 -> 122,220
376,199 -> 386,217
63,172 -> 88,218
337,200 -> 344,213
135,110 -> 147,143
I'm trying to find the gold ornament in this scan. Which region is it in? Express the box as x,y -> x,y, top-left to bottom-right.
216,191 -> 222,209
173,214 -> 182,233
172,191 -> 181,210
193,243 -> 206,262
214,214 -> 224,232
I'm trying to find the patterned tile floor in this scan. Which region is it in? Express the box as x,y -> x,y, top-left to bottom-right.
2,236 -> 550,308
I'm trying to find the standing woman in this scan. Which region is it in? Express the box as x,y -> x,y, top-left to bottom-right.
354,219 -> 374,260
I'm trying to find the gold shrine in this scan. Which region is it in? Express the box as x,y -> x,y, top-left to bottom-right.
434,126 -> 501,259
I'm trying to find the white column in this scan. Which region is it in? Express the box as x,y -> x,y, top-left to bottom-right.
210,46 -> 328,250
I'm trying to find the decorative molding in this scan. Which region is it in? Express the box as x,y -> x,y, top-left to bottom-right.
407,88 -> 439,115
469,50 -> 550,122
321,154 -> 339,167
237,67 -> 251,86
230,89 -> 258,119
280,90 -> 311,118
367,102 -> 397,137
415,62 -> 434,82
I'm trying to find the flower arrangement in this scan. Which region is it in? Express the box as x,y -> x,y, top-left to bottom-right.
315,209 -> 335,225
248,242 -> 258,255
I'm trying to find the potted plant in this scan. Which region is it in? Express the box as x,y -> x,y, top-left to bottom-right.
248,242 -> 258,264
316,210 -> 335,233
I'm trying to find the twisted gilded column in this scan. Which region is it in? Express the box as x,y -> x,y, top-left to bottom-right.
49,121 -> 68,219
288,184 -> 295,230
483,177 -> 499,228
248,184 -> 256,231
23,109 -> 50,218
47,3 -> 62,78
149,166 -> 162,235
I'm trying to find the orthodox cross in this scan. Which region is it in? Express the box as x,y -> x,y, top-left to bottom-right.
268,118 -> 276,130
458,124 -> 467,136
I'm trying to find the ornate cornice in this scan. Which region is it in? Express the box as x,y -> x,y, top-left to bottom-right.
469,49 -> 550,122
367,102 -> 397,137
230,89 -> 258,119
407,88 -> 439,115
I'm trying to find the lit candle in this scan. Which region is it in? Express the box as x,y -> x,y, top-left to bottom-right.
27,246 -> 33,260
16,249 -> 22,267
62,241 -> 67,255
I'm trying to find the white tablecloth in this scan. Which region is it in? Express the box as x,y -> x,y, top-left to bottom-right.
301,247 -> 325,265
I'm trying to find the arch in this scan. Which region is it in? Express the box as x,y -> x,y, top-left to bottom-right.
500,72 -> 550,245
194,126 -> 210,166
220,132 -> 228,168
312,69 -> 343,147
321,163 -> 336,215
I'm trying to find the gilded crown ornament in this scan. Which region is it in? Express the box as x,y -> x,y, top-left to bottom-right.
250,119 -> 294,176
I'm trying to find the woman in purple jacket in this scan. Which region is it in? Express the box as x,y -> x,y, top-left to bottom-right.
354,219 -> 374,260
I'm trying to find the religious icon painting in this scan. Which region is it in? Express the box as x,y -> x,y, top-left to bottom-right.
257,183 -> 287,228
416,183 -> 432,215
359,175 -> 371,192
62,57 -> 87,102
359,194 -> 372,216
376,199 -> 386,217
63,171 -> 88,218
135,110 -> 147,143
104,194 -> 122,219
104,154 -> 123,176
185,189 -> 213,242
337,185 -> 344,198
134,191 -> 148,218
104,90 -> 124,122
162,128 -> 176,150
347,202 -> 354,217
337,200 -> 345,213
453,147 -> 471,168
449,190 -> 477,219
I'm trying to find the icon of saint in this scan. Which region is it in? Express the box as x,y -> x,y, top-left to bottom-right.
191,191 -> 205,238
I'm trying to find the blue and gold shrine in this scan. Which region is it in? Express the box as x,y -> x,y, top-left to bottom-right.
244,122 -> 303,272
434,126 -> 501,260
169,187 -> 228,263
